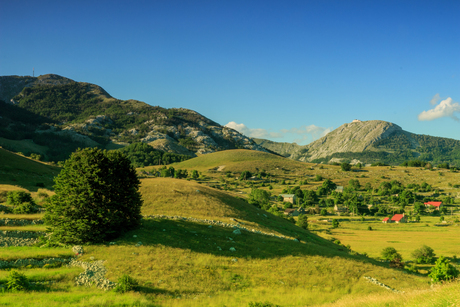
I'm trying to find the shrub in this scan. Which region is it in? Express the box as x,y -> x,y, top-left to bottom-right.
341,162 -> 351,171
332,219 -> 339,228
367,226 -> 372,231
114,274 -> 139,293
239,171 -> 252,181
429,256 -> 459,283
381,247 -> 402,262
13,202 -> 38,214
6,270 -> 30,292
320,208 -> 328,216
412,245 -> 435,264
7,191 -> 35,207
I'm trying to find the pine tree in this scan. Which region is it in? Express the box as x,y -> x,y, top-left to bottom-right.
44,148 -> 143,244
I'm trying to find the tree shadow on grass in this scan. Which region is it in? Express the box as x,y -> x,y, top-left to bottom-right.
115,218 -> 392,270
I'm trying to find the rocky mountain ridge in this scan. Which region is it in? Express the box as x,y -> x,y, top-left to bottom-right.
254,120 -> 460,166
0,74 -> 267,161
300,120 -> 402,161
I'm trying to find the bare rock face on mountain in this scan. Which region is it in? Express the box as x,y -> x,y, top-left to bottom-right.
0,74 -> 268,159
299,120 -> 402,161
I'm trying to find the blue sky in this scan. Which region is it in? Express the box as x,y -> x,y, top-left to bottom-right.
1,0 -> 459,145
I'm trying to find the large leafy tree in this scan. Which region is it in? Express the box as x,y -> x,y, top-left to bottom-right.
45,148 -> 143,244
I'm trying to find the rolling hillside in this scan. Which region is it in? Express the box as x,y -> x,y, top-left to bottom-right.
0,147 -> 60,190
0,146 -> 458,306
169,149 -> 309,173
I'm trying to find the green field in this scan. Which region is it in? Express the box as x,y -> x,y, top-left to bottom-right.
0,149 -> 459,306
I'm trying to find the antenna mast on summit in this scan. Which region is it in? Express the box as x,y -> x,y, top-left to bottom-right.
33,67 -> 34,77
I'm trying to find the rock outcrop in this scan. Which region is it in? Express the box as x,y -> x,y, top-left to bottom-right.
299,120 -> 402,161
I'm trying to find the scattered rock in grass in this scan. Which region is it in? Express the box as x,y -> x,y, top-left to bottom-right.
135,241 -> 142,247
229,247 -> 236,252
232,229 -> 242,235
68,259 -> 115,290
0,230 -> 46,247
133,235 -> 137,238
232,258 -> 238,262
217,246 -> 222,251
144,215 -> 300,243
364,276 -> 402,293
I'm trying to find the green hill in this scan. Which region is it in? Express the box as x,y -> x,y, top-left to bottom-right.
169,149 -> 311,173
0,147 -> 60,190
0,147 -> 456,306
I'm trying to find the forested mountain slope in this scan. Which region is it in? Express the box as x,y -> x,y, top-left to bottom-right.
0,74 -> 267,162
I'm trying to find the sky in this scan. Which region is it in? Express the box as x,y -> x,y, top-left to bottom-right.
1,0 -> 459,145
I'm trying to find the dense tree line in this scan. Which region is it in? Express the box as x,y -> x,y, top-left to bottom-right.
117,142 -> 192,168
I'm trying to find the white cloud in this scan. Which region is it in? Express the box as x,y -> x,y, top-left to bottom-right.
418,97 -> 460,121
225,121 -> 273,139
430,93 -> 441,106
225,121 -> 332,144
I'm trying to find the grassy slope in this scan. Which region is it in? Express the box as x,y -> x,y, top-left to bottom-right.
79,174 -> 428,306
0,148 -> 60,191
83,212 -> 427,306
0,149 -> 458,306
166,149 -> 311,173
140,177 -> 319,240
0,137 -> 49,157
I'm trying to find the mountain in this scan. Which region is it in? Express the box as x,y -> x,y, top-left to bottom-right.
0,74 -> 267,162
254,120 -> 460,167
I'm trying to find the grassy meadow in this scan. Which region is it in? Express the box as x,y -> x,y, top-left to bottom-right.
0,149 -> 459,306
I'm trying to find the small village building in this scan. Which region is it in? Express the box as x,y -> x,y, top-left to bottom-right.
382,217 -> 390,223
391,213 -> 407,223
424,201 -> 443,210
280,194 -> 296,204
335,186 -> 344,193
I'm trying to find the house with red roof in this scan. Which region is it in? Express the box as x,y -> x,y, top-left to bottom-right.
383,214 -> 407,223
391,213 -> 406,223
424,201 -> 443,210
